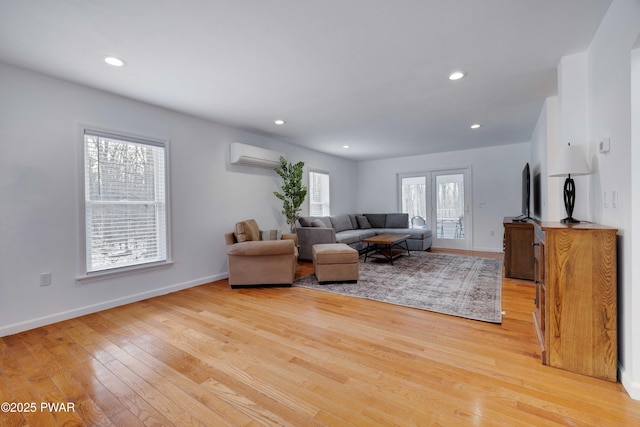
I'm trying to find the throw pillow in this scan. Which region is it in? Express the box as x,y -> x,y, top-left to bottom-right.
356,215 -> 372,229
298,217 -> 312,227
330,214 -> 354,233
260,229 -> 282,241
234,219 -> 260,242
311,219 -> 327,228
348,214 -> 359,229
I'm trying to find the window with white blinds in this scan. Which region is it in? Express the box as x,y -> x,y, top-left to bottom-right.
309,170 -> 330,216
83,130 -> 169,274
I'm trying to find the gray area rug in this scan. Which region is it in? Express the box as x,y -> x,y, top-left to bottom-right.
294,251 -> 503,323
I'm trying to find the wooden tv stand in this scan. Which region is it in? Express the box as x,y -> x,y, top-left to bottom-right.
532,220 -> 618,381
503,217 -> 534,280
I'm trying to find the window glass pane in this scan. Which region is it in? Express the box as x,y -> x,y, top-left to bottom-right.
309,171 -> 330,216
401,176 -> 426,227
84,131 -> 167,273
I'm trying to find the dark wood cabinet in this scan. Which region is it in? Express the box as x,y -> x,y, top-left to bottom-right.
532,221 -> 618,382
503,218 -> 534,280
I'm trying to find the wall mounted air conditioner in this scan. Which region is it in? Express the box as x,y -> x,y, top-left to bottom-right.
229,142 -> 284,168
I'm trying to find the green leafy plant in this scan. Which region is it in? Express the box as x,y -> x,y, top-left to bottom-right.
274,156 -> 308,232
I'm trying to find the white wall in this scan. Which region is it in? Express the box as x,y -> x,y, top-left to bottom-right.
529,96 -> 558,221
356,143 -> 530,252
556,53 -> 591,222
587,0 -> 640,400
531,0 -> 640,399
630,41 -> 640,402
0,62 -> 357,336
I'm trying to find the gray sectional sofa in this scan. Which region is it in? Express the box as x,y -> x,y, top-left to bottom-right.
296,213 -> 432,261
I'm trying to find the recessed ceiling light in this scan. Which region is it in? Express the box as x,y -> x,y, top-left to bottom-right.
343,145 -> 350,149
448,71 -> 466,81
274,119 -> 286,125
104,56 -> 126,67
470,123 -> 481,129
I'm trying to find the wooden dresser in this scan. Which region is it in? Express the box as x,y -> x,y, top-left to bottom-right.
503,217 -> 534,280
532,221 -> 618,381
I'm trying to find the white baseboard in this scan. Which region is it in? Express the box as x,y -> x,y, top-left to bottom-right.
471,246 -> 503,253
620,364 -> 640,401
0,273 -> 228,337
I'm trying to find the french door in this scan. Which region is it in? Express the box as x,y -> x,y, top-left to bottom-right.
399,167 -> 471,249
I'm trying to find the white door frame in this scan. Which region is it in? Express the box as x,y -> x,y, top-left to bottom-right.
430,167 -> 472,250
398,166 -> 472,250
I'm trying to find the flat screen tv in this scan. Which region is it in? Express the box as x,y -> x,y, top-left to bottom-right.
533,172 -> 541,219
522,162 -> 531,219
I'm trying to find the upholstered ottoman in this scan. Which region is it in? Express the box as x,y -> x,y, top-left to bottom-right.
312,243 -> 359,283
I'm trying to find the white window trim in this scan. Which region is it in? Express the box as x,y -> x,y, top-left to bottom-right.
77,125 -> 173,283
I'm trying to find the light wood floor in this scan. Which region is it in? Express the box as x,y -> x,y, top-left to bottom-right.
2,249 -> 640,426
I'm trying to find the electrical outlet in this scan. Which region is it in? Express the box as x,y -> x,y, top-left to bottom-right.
40,272 -> 51,287
490,230 -> 495,237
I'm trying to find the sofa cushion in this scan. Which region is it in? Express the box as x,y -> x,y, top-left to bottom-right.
314,217 -> 332,228
364,213 -> 386,228
311,219 -> 328,228
300,216 -> 332,228
330,214 -> 354,233
356,215 -> 372,229
235,219 -> 260,242
227,239 -> 294,256
349,229 -> 377,239
335,232 -> 362,245
385,213 -> 409,228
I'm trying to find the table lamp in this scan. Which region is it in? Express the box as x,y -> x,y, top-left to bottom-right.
549,142 -> 590,223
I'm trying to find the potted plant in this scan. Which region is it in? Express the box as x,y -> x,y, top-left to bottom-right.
274,156 -> 308,232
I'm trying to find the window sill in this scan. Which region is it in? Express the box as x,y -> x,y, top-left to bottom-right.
76,260 -> 174,284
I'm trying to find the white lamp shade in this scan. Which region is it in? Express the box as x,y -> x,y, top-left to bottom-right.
549,143 -> 590,177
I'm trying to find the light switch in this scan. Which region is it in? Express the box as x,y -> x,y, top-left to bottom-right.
599,137 -> 611,154
40,272 -> 51,286
612,190 -> 618,208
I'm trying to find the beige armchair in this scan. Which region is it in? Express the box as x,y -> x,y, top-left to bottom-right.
224,219 -> 298,288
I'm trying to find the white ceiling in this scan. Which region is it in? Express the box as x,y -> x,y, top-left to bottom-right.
0,0 -> 612,161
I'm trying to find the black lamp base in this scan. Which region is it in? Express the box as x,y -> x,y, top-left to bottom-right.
561,175 -> 580,224
560,217 -> 580,224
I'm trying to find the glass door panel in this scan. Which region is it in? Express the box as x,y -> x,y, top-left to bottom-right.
432,169 -> 471,249
435,174 -> 464,239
